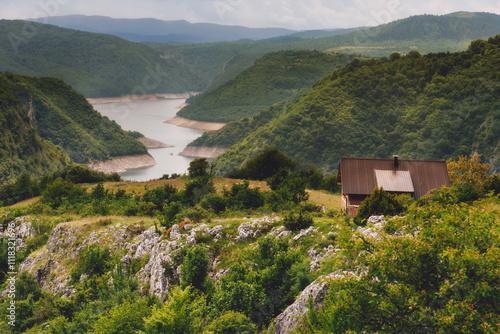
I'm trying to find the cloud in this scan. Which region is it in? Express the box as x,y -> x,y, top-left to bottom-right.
2,0 -> 500,29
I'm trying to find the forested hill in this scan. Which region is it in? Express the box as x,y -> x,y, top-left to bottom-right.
0,20 -> 207,97
176,51 -> 355,122
157,11 -> 500,90
211,36 -> 500,174
0,73 -> 71,185
0,72 -> 148,184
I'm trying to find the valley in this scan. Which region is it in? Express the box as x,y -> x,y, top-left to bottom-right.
1,9 -> 500,334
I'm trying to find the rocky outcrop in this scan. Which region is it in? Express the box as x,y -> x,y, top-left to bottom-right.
273,270 -> 365,334
87,153 -> 156,174
178,146 -> 228,158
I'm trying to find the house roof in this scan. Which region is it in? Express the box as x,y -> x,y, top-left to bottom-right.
338,157 -> 451,199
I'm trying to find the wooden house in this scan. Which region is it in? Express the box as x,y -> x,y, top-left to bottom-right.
337,156 -> 451,217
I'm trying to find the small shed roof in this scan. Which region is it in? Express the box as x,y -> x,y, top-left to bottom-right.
338,157 -> 450,199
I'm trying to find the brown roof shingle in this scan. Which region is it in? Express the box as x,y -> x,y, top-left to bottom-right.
338,157 -> 451,199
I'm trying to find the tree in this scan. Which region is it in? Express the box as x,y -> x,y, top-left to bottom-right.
188,158 -> 210,178
447,154 -> 491,193
229,148 -> 297,180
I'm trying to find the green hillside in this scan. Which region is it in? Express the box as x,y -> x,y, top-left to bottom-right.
0,20 -> 207,97
212,37 -> 500,174
177,50 -> 355,122
157,12 -> 500,92
0,73 -> 71,185
0,72 -> 148,173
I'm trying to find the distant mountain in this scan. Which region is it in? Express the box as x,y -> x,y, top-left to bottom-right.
158,12 -> 500,94
0,20 -> 207,97
30,15 -> 296,43
177,50 -> 355,122
0,71 -> 148,184
209,36 -> 500,174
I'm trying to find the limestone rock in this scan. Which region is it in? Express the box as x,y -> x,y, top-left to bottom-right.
235,223 -> 254,242
273,274 -> 333,334
170,224 -> 181,240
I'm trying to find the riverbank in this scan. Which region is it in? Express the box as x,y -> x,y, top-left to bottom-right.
138,137 -> 173,149
179,146 -> 228,158
164,116 -> 226,131
88,93 -> 200,105
87,154 -> 157,174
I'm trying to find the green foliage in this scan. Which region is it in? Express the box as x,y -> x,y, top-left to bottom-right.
282,211 -> 314,231
354,187 -> 406,226
224,180 -> 266,210
205,311 -> 257,334
178,50 -> 355,122
71,245 -> 113,282
228,147 -> 297,181
143,285 -> 207,334
298,197 -> 500,333
41,179 -> 87,209
0,21 -> 207,97
91,298 -> 151,334
200,193 -> 228,214
188,158 -> 210,178
0,70 -> 147,185
180,245 -> 210,292
214,36 -> 500,174
213,238 -> 311,327
183,177 -> 216,206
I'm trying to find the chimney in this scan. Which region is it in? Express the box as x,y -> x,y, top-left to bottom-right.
393,155 -> 399,168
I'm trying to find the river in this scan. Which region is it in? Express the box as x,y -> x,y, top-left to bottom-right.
93,99 -> 204,181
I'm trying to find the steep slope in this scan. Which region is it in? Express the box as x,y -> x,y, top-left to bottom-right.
1,72 -> 148,168
212,37 -> 500,174
177,50 -> 355,122
0,20 -> 207,97
0,74 -> 71,185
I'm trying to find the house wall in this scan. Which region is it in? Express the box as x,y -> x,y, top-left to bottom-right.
345,194 -> 368,218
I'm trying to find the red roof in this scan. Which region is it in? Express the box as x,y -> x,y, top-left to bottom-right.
338,157 -> 451,199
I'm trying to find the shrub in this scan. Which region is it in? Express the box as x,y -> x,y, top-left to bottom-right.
282,211 -> 314,231
206,311 -> 257,334
354,187 -> 405,226
143,286 -> 207,334
200,193 -> 228,214
180,245 -> 210,292
41,178 -> 87,209
71,245 -> 113,282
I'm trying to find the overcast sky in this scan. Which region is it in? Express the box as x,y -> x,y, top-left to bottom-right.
2,0 -> 500,30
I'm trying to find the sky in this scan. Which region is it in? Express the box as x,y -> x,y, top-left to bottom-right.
2,0 -> 500,30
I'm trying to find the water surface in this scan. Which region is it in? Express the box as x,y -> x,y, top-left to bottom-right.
93,99 -> 204,181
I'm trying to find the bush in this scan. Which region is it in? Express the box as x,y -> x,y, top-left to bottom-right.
41,178 -> 87,209
143,286 -> 207,334
354,187 -> 405,226
200,193 -> 228,214
71,245 -> 113,282
282,211 -> 314,231
180,245 -> 210,292
206,311 -> 257,334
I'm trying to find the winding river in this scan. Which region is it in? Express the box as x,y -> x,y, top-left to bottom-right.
93,99 -> 204,181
